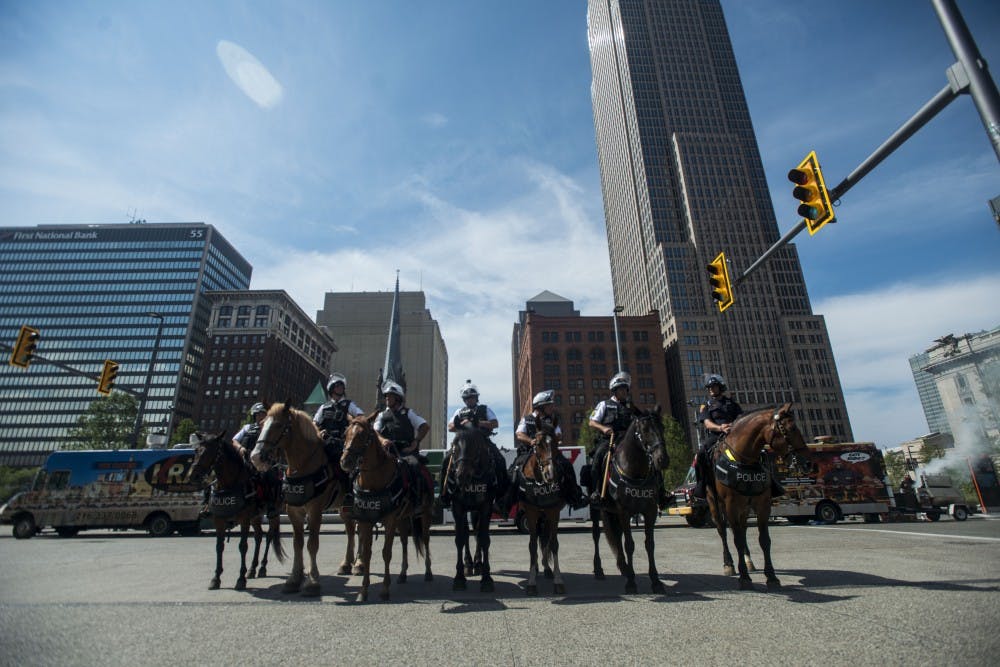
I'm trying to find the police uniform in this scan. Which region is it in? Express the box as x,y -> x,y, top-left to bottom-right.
313,398 -> 364,445
233,420 -> 282,517
374,405 -> 427,460
698,394 -> 743,452
589,396 -> 634,475
447,402 -> 509,492
510,411 -> 585,509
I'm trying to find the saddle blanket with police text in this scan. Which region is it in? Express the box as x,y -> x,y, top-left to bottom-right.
713,454 -> 768,496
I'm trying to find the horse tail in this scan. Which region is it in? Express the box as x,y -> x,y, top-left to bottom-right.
410,513 -> 426,560
268,514 -> 286,563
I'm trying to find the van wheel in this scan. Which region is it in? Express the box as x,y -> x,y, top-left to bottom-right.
147,514 -> 174,537
815,502 -> 839,524
515,509 -> 529,534
952,506 -> 969,521
56,527 -> 80,538
863,513 -> 881,523
925,510 -> 941,522
13,514 -> 36,539
685,507 -> 709,528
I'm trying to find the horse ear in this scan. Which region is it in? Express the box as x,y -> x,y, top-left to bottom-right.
365,410 -> 380,424
216,429 -> 227,441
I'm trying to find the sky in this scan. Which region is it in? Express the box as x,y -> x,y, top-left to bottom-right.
1,0 -> 998,450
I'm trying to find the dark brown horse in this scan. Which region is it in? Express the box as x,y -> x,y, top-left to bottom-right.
518,419 -> 567,596
251,403 -> 357,597
704,403 -> 810,590
597,406 -> 669,594
189,431 -> 285,591
341,414 -> 433,602
443,426 -> 500,592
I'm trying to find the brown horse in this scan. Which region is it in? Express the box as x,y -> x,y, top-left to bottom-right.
189,431 -> 285,591
517,419 -> 567,596
251,403 -> 357,597
704,403 -> 810,590
597,406 -> 669,594
444,426 -> 500,592
341,414 -> 433,602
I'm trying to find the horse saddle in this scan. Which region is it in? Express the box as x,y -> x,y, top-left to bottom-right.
209,485 -> 254,518
283,465 -> 332,506
713,448 -> 769,496
607,462 -> 659,508
351,468 -> 407,523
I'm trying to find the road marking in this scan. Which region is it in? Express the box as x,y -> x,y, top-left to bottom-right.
815,527 -> 1000,542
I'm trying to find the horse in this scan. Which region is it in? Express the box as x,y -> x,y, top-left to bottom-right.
443,427 -> 501,592
341,413 -> 434,602
595,406 -> 669,594
189,431 -> 285,591
250,402 -> 357,597
516,419 -> 567,596
704,403 -> 810,590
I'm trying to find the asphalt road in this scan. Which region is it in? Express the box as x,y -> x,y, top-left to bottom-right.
1,515 -> 998,666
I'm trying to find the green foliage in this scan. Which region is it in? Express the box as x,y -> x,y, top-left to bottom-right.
662,414 -> 695,490
0,466 -> 38,504
577,420 -> 597,456
883,450 -> 908,489
65,393 -> 139,450
170,418 -> 198,446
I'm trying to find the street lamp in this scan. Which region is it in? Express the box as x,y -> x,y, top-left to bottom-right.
133,312 -> 165,447
612,305 -> 624,373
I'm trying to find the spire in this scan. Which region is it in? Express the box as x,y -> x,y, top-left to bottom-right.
378,271 -> 405,408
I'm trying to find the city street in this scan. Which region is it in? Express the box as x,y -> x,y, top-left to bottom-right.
1,515 -> 998,666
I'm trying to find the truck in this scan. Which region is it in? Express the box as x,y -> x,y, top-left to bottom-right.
670,441 -> 898,526
0,448 -> 204,539
892,473 -> 972,522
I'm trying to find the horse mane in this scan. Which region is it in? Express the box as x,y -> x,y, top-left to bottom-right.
729,405 -> 777,432
271,401 -> 324,445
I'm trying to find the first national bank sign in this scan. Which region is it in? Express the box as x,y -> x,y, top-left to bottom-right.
11,230 -> 99,241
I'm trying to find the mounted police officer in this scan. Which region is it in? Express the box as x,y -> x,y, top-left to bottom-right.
692,374 -> 740,499
438,380 -> 509,509
501,390 -> 588,512
374,381 -> 429,464
313,373 -> 364,465
588,372 -> 635,504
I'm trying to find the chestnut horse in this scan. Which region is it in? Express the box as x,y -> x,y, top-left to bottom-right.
443,426 -> 500,592
597,406 -> 669,594
341,414 -> 433,602
189,431 -> 285,590
704,403 -> 810,590
517,419 -> 567,596
251,403 -> 357,597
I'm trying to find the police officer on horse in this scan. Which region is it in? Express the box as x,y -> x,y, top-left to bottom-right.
374,381 -> 429,464
313,373 -> 365,467
216,402 -> 282,518
501,390 -> 588,512
438,380 -> 510,508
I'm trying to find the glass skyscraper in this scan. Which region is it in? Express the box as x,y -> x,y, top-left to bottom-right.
0,222 -> 251,464
587,0 -> 853,444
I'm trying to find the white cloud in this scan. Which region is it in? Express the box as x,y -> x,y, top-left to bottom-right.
216,40 -> 284,109
420,112 -> 448,128
816,273 -> 1000,446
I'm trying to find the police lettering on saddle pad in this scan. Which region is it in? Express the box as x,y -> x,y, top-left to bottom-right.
518,478 -> 563,509
713,457 -> 769,496
209,488 -> 250,518
454,480 -> 491,506
350,470 -> 407,523
606,465 -> 659,513
282,467 -> 331,506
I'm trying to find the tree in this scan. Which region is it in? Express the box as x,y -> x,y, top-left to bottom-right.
577,420 -> 597,457
0,466 -> 38,504
170,418 -> 198,447
662,414 -> 695,491
883,450 -> 908,489
65,393 -> 139,450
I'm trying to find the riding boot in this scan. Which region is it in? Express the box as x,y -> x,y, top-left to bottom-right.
691,451 -> 707,500
656,475 -> 671,511
438,452 -> 452,509
560,458 -> 588,510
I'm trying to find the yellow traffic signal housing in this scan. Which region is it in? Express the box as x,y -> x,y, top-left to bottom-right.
706,251 -> 735,312
97,360 -> 119,396
9,325 -> 40,369
788,150 -> 835,235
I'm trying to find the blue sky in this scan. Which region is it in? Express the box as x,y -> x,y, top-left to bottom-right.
1,0 -> 998,449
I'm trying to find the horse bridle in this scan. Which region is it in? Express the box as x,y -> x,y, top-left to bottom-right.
633,414 -> 665,457
342,420 -> 377,472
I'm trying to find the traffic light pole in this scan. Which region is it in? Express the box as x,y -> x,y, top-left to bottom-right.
0,341 -> 144,398
736,0 -> 999,287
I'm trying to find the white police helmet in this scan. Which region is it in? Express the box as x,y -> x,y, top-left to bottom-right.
250,402 -> 267,416
460,380 -> 479,400
382,381 -> 405,399
609,372 -> 632,391
326,373 -> 347,394
532,390 -> 554,408
705,374 -> 726,390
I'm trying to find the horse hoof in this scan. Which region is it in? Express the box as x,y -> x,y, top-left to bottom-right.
424,572 -> 433,582
738,579 -> 755,591
553,583 -> 566,595
397,573 -> 408,584
356,591 -> 367,603
746,561 -> 757,572
526,585 -> 538,596
337,565 -> 351,575
723,565 -> 736,577
543,568 -> 554,580
235,578 -> 247,591
452,578 -> 467,591
208,579 -> 221,590
766,578 -> 782,590
625,581 -> 638,594
247,569 -> 257,579
480,579 -> 494,593
258,567 -> 267,578
352,565 -> 365,576
283,579 -> 303,594
464,566 -> 475,577
302,582 -> 322,597
594,570 -> 605,580
651,581 -> 666,595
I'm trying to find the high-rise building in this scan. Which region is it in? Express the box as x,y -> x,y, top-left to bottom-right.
194,290 -> 337,434
512,291 -> 671,446
909,350 -> 951,436
315,291 -> 448,450
587,0 -> 852,445
0,222 -> 251,465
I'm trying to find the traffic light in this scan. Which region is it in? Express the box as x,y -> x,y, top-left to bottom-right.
97,360 -> 119,396
9,325 -> 40,369
788,150 -> 835,235
706,251 -> 734,312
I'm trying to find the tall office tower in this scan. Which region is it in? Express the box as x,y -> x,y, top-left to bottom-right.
587,0 -> 852,445
315,290 -> 448,450
194,290 -> 337,434
512,291 -> 670,446
0,223 -> 250,465
909,350 -> 951,436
